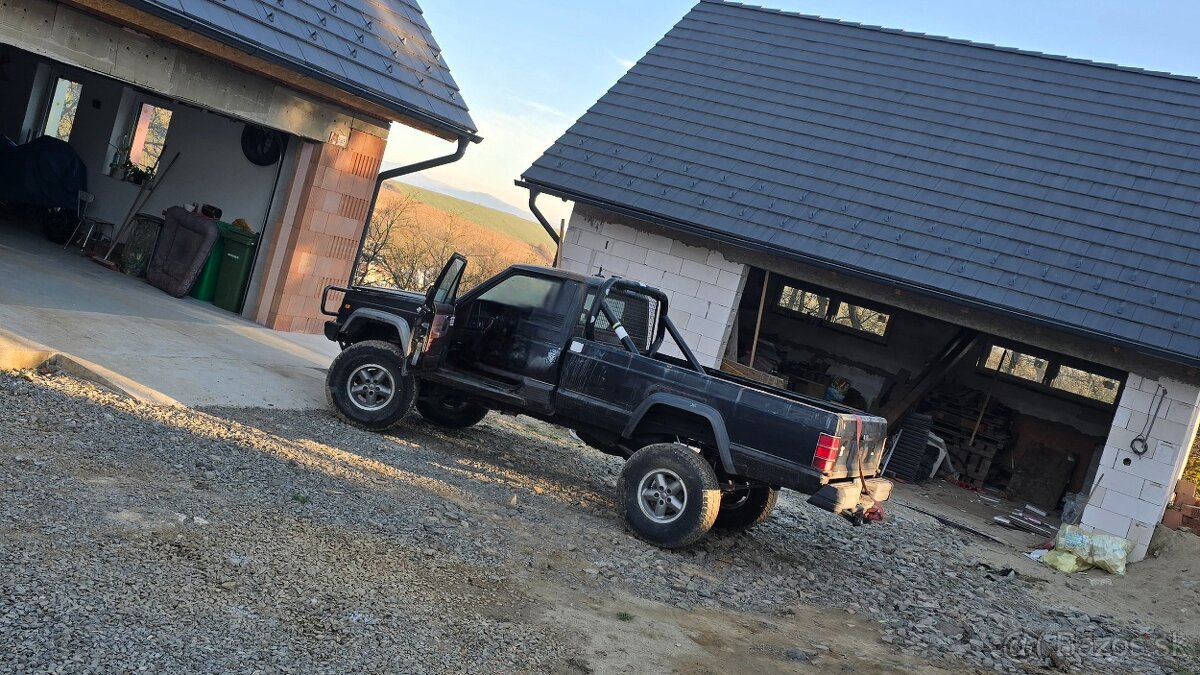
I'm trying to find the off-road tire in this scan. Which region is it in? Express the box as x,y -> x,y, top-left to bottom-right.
325,340 -> 416,431
713,485 -> 779,531
415,397 -> 489,429
618,443 -> 720,548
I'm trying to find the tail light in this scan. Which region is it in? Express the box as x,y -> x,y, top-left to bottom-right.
812,433 -> 842,473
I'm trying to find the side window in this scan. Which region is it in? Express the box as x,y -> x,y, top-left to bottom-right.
577,290 -> 655,350
42,77 -> 82,142
478,274 -> 560,310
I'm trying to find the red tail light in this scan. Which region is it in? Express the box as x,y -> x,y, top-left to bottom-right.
812,433 -> 842,473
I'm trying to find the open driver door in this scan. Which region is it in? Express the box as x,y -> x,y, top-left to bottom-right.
409,253 -> 467,372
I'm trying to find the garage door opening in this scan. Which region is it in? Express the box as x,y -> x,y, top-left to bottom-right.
727,266 -> 1123,535
0,44 -> 295,316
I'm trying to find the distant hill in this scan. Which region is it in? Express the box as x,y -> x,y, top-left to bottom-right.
382,180 -> 553,248
389,172 -> 536,222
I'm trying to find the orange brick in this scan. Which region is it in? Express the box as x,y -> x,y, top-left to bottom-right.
1182,504 -> 1200,520
1163,508 -> 1185,529
1175,479 -> 1197,507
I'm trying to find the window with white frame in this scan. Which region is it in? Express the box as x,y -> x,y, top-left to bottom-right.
42,77 -> 82,142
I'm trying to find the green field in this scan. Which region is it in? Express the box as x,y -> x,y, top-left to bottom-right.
383,182 -> 552,247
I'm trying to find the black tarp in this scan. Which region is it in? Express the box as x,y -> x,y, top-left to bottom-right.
0,135 -> 87,210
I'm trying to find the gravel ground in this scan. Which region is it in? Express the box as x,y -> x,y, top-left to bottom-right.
1,370 -> 1197,674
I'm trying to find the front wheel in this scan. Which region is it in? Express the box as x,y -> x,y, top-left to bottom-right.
325,340 -> 417,431
617,443 -> 720,548
415,397 -> 488,429
713,485 -> 779,531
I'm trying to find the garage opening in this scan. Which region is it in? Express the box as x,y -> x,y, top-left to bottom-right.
0,44 -> 295,315
727,266 -> 1122,531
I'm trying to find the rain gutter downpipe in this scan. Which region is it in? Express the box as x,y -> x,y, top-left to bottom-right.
348,137 -> 471,286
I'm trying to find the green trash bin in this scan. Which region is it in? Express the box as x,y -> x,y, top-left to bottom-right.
212,224 -> 260,313
188,231 -> 225,301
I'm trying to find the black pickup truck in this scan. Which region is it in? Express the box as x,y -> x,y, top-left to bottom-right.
321,255 -> 892,548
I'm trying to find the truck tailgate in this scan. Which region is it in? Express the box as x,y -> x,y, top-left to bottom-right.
824,414 -> 888,480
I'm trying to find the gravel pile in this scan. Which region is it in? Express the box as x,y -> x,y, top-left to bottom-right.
0,370 -> 1194,674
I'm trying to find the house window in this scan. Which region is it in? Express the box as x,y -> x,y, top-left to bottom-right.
979,344 -> 1121,405
778,285 -> 829,318
776,283 -> 889,339
1051,365 -> 1121,405
830,302 -> 890,337
126,102 -> 173,178
42,77 -> 82,141
982,346 -> 1048,383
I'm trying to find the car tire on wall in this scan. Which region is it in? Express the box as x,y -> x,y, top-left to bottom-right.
415,397 -> 489,429
713,485 -> 779,531
618,443 -> 720,548
325,340 -> 416,431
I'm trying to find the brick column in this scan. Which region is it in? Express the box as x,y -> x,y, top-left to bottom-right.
264,130 -> 385,333
1081,375 -> 1200,561
559,210 -> 746,367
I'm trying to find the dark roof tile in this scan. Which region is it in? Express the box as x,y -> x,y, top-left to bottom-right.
523,0 -> 1200,364
124,0 -> 474,136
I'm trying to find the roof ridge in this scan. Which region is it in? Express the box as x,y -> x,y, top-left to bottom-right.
703,0 -> 1200,85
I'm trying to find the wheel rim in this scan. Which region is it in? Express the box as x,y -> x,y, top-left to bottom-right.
346,364 -> 396,411
637,468 -> 688,524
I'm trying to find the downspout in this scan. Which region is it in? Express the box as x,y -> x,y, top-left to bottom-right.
348,137 -> 470,286
527,190 -> 563,259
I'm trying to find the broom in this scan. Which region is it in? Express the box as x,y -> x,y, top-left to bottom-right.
93,151 -> 180,270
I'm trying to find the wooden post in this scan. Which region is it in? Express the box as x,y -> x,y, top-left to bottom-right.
748,269 -> 770,367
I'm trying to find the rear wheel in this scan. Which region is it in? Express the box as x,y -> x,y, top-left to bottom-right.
713,485 -> 779,531
416,397 -> 488,429
325,340 -> 416,431
618,443 -> 720,548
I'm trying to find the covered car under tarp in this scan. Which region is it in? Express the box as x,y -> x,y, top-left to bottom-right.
0,135 -> 88,210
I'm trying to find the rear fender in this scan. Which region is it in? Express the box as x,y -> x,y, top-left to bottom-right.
622,394 -> 735,475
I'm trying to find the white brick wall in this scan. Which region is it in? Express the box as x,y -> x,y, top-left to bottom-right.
559,210 -> 747,367
1081,375 -> 1200,562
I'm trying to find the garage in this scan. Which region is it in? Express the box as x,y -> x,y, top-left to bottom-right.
520,1 -> 1200,562
0,0 -> 477,332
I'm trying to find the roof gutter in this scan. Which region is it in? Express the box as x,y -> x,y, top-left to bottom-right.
519,179 -> 1200,371
348,137 -> 471,286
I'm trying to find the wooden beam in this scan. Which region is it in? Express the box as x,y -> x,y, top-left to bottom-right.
880,328 -> 983,427
748,269 -> 770,366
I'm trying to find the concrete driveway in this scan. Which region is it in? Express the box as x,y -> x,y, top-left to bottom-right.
0,219 -> 338,408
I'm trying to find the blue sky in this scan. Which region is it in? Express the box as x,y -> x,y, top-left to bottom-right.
385,0 -> 1200,225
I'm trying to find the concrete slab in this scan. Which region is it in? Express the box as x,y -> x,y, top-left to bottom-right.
0,219 -> 339,408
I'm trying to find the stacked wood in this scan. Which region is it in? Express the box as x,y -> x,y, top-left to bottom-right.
923,387 -> 1013,488
720,359 -> 788,389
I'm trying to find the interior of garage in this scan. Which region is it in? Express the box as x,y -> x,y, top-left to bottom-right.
727,265 -> 1122,523
0,43 -> 295,315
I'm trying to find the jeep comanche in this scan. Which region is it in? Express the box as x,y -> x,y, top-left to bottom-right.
321,255 -> 891,547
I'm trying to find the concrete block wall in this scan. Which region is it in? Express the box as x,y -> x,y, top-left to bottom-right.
1081,374 -> 1200,562
559,210 -> 747,367
265,129 -> 385,333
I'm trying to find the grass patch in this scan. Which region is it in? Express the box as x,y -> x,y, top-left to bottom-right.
291,493 -> 311,505
616,611 -> 635,622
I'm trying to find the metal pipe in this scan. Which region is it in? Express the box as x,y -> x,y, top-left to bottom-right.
527,190 -> 562,245
347,137 -> 470,286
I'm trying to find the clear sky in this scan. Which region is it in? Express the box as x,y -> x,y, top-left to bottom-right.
384,0 -> 1200,227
